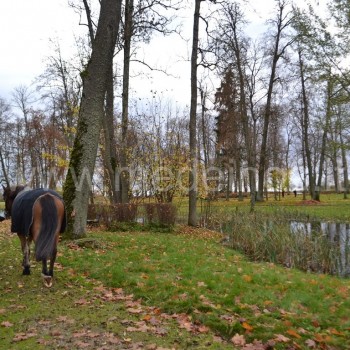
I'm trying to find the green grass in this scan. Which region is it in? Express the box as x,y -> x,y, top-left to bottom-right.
174,192 -> 350,224
1,193 -> 350,349
0,223 -> 350,349
73,229 -> 349,348
0,224 -> 233,349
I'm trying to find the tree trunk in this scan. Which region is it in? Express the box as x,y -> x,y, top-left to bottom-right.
83,0 -> 120,204
0,147 -> 10,187
315,79 -> 332,201
230,6 -> 256,211
103,61 -> 120,203
200,87 -> 209,169
188,0 -> 201,226
257,1 -> 294,201
340,126 -> 349,198
63,0 -> 121,238
299,50 -> 315,199
257,41 -> 280,201
120,0 -> 134,204
331,154 -> 339,192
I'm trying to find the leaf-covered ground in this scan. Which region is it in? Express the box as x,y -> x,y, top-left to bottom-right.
1,221 -> 350,349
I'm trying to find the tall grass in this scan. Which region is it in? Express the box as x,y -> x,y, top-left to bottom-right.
224,211 -> 341,275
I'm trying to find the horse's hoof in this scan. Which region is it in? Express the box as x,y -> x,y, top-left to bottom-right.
41,273 -> 53,288
22,267 -> 31,275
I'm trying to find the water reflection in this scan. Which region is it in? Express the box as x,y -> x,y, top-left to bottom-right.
290,221 -> 350,277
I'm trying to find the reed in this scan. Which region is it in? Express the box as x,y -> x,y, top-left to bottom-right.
225,211 -> 340,275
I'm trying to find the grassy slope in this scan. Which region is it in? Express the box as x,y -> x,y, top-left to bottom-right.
1,220 -> 349,349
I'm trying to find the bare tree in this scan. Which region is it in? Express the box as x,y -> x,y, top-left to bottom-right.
12,85 -> 39,186
0,97 -> 12,186
257,0 -> 295,201
213,2 -> 257,210
188,0 -> 201,226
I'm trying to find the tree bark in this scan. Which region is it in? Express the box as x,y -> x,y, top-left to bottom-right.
315,79 -> 332,201
340,122 -> 349,198
120,0 -> 134,204
188,0 -> 201,226
298,50 -> 315,199
63,0 -> 121,238
0,147 -> 10,187
83,0 -> 120,204
103,61 -> 120,203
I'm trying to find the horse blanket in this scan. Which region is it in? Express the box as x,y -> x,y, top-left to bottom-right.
11,188 -> 66,236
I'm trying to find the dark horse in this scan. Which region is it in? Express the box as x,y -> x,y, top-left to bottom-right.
2,186 -> 66,287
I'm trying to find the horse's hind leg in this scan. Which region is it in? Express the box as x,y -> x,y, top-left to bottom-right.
18,234 -> 31,275
48,246 -> 57,277
42,259 -> 49,276
42,249 -> 56,288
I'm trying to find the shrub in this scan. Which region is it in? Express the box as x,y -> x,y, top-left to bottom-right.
144,203 -> 177,227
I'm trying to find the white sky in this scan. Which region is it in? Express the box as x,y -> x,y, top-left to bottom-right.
0,0 -> 325,106
0,0 -> 84,99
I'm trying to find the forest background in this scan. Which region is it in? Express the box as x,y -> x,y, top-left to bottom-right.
0,0 -> 350,236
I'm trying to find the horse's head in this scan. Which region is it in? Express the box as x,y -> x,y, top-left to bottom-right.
2,185 -> 25,218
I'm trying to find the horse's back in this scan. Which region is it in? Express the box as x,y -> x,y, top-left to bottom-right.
11,189 -> 66,236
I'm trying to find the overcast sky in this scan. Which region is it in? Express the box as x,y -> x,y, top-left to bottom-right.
0,0 -> 325,106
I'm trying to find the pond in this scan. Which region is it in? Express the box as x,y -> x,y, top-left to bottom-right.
290,221 -> 350,277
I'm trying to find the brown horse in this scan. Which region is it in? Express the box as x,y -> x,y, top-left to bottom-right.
2,185 -> 25,219
2,186 -> 66,287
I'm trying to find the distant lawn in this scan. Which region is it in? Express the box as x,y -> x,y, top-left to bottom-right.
174,192 -> 350,223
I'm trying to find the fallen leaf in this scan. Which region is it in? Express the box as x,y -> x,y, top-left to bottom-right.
287,329 -> 301,339
12,332 -> 37,342
242,340 -> 265,349
74,298 -> 90,306
242,275 -> 252,282
73,340 -> 90,348
274,334 -> 290,343
305,339 -> 317,348
231,333 -> 246,346
198,325 -> 209,333
329,328 -> 344,336
50,329 -> 62,336
143,314 -> 152,321
127,307 -> 143,314
242,321 -> 253,331
298,327 -> 308,335
312,319 -> 320,327
154,327 -> 168,336
314,333 -> 333,343
1,321 -> 13,328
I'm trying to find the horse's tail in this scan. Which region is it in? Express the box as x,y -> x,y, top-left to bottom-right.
34,194 -> 61,262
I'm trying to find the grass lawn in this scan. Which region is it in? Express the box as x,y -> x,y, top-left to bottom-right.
1,220 -> 349,349
174,192 -> 350,223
